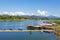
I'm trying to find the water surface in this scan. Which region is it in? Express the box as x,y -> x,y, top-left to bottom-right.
0,20 -> 54,30
0,32 -> 58,40
0,20 -> 58,40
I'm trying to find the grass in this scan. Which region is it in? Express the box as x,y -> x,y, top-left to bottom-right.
54,20 -> 60,38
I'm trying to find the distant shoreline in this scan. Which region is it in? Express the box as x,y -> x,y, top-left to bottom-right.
0,15 -> 60,22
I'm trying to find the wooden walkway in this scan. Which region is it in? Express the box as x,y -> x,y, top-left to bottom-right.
0,30 -> 55,32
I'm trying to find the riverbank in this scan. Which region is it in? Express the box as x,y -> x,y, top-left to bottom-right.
54,20 -> 60,38
55,24 -> 60,37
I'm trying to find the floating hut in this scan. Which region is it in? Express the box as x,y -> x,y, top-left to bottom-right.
27,21 -> 56,32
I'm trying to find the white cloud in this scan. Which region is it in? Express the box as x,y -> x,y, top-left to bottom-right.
0,11 -> 33,16
9,12 -> 26,16
0,10 -> 49,16
37,10 -> 49,16
14,12 -> 25,15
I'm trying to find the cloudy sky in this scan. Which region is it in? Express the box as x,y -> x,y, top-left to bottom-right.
0,0 -> 60,17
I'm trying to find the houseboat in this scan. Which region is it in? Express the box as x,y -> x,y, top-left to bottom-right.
27,21 -> 56,32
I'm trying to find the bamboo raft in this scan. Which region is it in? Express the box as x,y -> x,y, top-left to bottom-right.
0,30 -> 55,32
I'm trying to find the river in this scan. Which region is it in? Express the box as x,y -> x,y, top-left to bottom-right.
0,20 -> 58,40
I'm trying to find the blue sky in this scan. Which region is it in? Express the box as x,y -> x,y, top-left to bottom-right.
0,0 -> 60,17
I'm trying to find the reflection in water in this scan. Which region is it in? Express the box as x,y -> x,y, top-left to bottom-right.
29,31 -> 32,36
29,31 -> 32,40
0,32 -> 58,40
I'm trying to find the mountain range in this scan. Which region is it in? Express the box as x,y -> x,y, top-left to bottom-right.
0,14 -> 59,18
21,15 -> 59,18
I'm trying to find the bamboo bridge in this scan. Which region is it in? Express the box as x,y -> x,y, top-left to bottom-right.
0,30 -> 55,32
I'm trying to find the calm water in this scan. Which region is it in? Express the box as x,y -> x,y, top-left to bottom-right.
0,20 -> 41,30
0,20 -> 53,30
0,32 -> 58,40
0,20 -> 58,40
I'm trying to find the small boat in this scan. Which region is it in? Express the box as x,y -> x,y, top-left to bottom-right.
9,29 -> 13,30
18,29 -> 23,30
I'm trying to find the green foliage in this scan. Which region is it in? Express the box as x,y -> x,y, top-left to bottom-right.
54,20 -> 60,24
0,15 -> 36,21
0,15 -> 60,21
